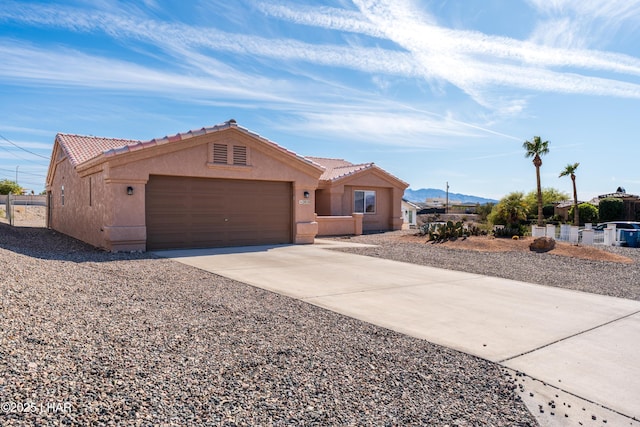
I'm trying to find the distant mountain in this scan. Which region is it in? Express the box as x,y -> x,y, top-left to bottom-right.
404,188 -> 497,205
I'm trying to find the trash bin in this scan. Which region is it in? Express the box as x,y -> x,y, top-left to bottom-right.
621,230 -> 639,248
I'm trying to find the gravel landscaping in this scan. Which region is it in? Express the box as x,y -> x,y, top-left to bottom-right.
0,224 -> 537,426
334,231 -> 640,301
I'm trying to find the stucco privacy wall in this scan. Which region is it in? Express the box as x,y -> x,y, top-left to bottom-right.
47,123 -> 324,251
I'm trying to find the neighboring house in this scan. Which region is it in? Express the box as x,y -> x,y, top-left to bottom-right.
401,198 -> 420,229
554,201 -> 575,221
415,202 -> 444,215
308,157 -> 408,234
592,189 -> 640,221
46,120 -> 409,251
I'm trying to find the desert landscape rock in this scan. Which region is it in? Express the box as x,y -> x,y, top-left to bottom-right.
529,236 -> 556,253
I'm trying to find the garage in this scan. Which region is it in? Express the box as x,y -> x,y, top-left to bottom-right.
146,175 -> 292,250
48,121 -> 323,251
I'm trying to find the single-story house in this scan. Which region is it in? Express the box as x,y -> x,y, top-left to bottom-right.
308,157 -> 408,234
401,199 -> 420,229
46,120 -> 408,251
553,200 -> 577,221
592,190 -> 640,221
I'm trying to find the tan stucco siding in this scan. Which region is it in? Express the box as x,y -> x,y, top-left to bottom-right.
49,158 -> 108,249
314,189 -> 332,216
344,185 -> 393,232
55,130 -> 321,250
105,134 -> 320,243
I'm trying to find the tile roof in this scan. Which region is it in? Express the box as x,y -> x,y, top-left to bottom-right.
55,120 -> 322,171
306,157 -> 375,181
56,134 -> 141,167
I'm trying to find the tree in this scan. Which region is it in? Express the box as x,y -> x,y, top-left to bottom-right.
523,136 -> 550,226
523,188 -> 569,217
488,192 -> 528,226
475,202 -> 495,222
0,179 -> 23,195
559,162 -> 580,226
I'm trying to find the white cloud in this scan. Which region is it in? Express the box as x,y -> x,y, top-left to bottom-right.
527,0 -> 640,48
259,1 -> 640,101
0,41 -> 297,103
2,0 -> 640,151
278,106 -> 522,148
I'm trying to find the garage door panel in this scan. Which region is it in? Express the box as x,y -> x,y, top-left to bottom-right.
146,175 -> 292,250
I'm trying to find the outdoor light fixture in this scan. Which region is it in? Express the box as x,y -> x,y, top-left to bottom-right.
303,191 -> 310,198
127,186 -> 134,195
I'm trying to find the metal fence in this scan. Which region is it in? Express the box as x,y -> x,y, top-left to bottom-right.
0,194 -> 47,206
2,194 -> 47,226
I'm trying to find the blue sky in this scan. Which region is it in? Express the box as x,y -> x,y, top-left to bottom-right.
1,0 -> 639,200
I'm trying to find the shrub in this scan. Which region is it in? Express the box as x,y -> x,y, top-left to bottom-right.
493,224 -> 527,238
488,192 -> 527,226
542,204 -> 555,218
419,221 -> 487,243
475,203 -> 494,222
598,198 -> 624,222
569,203 -> 598,225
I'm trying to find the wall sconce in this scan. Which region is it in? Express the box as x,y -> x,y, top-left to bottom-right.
303,191 -> 310,198
127,186 -> 134,196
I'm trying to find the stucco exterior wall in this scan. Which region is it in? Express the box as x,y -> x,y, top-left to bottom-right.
49,128 -> 322,251
48,157 -> 110,249
343,185 -> 393,232
315,170 -> 406,233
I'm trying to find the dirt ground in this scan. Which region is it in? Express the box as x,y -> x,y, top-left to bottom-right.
0,205 -> 47,227
400,233 -> 635,264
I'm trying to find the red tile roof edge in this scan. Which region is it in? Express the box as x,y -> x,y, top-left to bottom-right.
59,120 -> 323,172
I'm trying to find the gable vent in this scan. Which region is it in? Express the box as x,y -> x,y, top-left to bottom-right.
233,145 -> 247,165
213,143 -> 227,164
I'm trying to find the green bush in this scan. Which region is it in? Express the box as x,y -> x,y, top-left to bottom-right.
598,198 -> 624,222
493,224 -> 528,238
475,203 -> 494,221
569,203 -> 598,225
542,204 -> 555,218
419,221 -> 487,243
488,192 -> 527,226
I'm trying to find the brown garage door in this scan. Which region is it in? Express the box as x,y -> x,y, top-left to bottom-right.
145,175 -> 292,250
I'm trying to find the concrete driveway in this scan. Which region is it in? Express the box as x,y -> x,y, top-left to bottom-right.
156,239 -> 640,426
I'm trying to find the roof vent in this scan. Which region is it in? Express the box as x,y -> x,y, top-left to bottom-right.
227,118 -> 237,124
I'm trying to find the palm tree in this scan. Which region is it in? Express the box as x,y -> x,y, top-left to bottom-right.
523,136 -> 550,226
559,162 -> 580,226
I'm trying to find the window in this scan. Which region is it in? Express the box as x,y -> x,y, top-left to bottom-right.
61,185 -> 65,206
354,190 -> 376,213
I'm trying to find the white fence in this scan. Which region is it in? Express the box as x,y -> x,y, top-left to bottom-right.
536,223 -> 625,246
